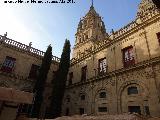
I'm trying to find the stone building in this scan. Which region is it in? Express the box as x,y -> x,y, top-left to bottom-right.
0,0 -> 160,119
0,34 -> 60,120
62,0 -> 160,117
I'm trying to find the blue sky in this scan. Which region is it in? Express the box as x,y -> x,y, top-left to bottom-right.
0,0 -> 141,58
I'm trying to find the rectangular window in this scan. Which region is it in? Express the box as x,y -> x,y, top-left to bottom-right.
99,92 -> 106,98
28,64 -> 40,80
128,87 -> 138,95
156,32 -> 160,45
128,106 -> 141,114
1,56 -> 16,73
81,66 -> 87,81
98,57 -> 107,75
98,107 -> 107,112
122,46 -> 135,67
79,108 -> 85,115
68,72 -> 73,85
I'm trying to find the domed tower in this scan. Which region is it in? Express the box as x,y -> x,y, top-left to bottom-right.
72,4 -> 108,58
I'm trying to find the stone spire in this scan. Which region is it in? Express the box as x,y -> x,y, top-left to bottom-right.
85,4 -> 99,18
91,0 -> 93,7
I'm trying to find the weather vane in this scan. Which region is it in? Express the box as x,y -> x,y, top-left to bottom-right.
91,0 -> 94,6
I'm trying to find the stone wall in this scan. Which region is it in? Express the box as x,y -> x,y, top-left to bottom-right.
63,0 -> 160,117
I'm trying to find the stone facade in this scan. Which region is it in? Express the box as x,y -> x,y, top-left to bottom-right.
0,34 -> 60,120
0,0 -> 160,118
62,0 -> 160,117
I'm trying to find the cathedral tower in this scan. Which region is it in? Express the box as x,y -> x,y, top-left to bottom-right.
72,4 -> 108,58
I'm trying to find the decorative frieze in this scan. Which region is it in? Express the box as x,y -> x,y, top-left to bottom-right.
145,67 -> 155,79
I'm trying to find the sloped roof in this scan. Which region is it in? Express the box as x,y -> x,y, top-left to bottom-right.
85,5 -> 99,18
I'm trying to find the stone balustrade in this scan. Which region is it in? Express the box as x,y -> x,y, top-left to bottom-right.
114,21 -> 137,38
0,35 -> 60,63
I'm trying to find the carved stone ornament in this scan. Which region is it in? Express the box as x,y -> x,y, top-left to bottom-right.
145,67 -> 155,78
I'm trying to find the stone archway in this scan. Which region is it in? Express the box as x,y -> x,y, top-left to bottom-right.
117,80 -> 149,115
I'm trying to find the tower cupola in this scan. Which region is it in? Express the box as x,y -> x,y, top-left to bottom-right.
73,2 -> 108,58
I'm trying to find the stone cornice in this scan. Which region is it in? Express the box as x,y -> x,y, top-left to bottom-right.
67,56 -> 160,89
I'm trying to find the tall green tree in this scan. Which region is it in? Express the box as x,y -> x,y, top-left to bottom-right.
31,45 -> 52,118
49,39 -> 71,119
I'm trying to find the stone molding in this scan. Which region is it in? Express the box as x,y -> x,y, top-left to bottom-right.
67,56 -> 160,89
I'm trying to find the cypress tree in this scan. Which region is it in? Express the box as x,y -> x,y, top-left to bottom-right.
31,45 -> 52,118
49,39 -> 71,119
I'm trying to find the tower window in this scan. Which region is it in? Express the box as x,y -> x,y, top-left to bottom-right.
128,87 -> 138,95
79,38 -> 82,43
99,92 -> 106,98
156,32 -> 160,45
68,72 -> 73,85
96,35 -> 98,39
86,35 -> 88,39
81,66 -> 87,81
98,58 -> 107,75
1,56 -> 16,73
122,46 -> 135,68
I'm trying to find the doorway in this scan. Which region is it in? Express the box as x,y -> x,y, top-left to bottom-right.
128,106 -> 141,114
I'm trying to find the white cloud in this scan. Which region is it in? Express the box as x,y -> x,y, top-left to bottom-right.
0,6 -> 53,52
0,7 -> 33,44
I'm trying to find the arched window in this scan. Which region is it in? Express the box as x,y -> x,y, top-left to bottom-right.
79,38 -> 82,43
128,86 -> 138,95
80,95 -> 85,100
99,91 -> 106,98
